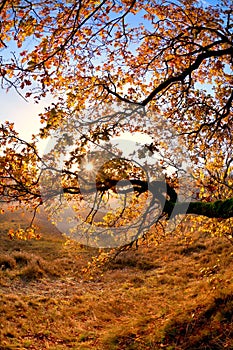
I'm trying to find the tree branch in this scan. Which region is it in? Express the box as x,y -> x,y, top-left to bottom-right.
141,46 -> 233,106
164,197 -> 233,219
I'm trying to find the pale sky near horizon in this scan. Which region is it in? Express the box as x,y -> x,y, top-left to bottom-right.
0,88 -> 48,138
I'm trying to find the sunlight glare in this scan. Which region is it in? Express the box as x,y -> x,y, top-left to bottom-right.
84,162 -> 94,171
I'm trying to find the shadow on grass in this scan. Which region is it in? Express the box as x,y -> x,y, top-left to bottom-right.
161,293 -> 233,350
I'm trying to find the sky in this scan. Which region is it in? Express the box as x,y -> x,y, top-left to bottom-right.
0,87 -> 51,157
0,89 -> 47,139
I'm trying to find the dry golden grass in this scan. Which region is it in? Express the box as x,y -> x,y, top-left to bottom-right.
0,211 -> 232,349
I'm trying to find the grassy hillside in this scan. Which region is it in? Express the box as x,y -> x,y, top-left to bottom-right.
0,211 -> 233,349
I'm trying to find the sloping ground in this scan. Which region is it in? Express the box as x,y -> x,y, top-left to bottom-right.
0,212 -> 232,349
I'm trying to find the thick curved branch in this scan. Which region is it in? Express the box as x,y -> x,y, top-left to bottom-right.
164,197 -> 233,219
62,177 -> 233,219
141,46 -> 233,106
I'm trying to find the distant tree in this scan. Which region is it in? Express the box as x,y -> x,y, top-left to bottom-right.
0,0 -> 232,245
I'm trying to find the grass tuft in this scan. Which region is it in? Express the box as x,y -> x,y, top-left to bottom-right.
0,254 -> 16,270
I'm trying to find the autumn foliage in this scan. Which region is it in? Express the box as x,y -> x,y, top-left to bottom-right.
0,0 -> 232,245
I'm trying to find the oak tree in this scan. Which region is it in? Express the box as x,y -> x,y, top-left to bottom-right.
0,0 -> 232,247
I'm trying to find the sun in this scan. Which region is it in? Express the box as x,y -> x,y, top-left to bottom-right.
84,162 -> 94,171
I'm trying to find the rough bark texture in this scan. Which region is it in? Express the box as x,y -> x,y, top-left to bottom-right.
164,197 -> 233,219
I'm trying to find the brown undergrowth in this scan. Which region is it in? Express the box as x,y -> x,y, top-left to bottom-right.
0,211 -> 232,349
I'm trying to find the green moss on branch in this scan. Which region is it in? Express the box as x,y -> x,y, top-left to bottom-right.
164,198 -> 233,219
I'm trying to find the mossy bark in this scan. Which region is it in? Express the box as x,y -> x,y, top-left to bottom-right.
164,197 -> 233,219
